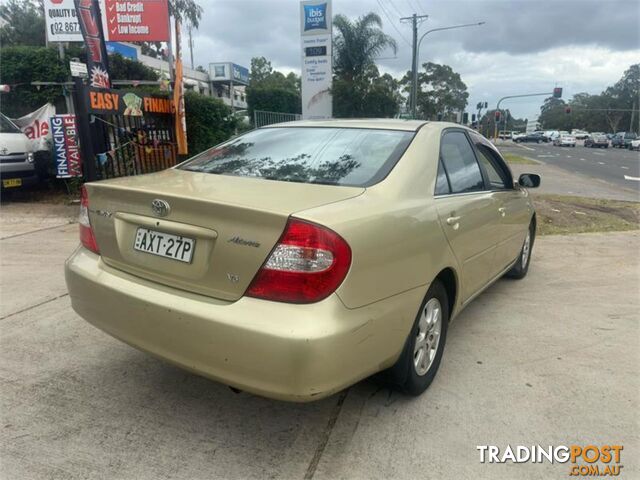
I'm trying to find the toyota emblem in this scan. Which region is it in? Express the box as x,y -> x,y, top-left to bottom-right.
151,199 -> 170,217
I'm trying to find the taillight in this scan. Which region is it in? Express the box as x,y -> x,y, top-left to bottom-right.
246,219 -> 351,304
79,186 -> 99,254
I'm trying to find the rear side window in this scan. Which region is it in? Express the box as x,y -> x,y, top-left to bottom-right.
470,133 -> 512,190
439,131 -> 484,194
179,127 -> 415,187
0,113 -> 21,134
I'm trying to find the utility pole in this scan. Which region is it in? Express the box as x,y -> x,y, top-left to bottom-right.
400,14 -> 428,119
188,24 -> 194,70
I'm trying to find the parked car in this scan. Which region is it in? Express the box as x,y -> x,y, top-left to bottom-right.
629,138 -> 640,151
553,134 -> 577,147
65,120 -> 540,402
611,132 -> 638,148
498,131 -> 516,140
0,112 -> 38,190
571,130 -> 589,140
511,132 -> 526,142
514,132 -> 548,143
584,133 -> 609,148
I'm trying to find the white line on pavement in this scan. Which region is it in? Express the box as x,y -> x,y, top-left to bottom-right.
621,166 -> 629,169
624,175 -> 640,182
537,155 -> 555,158
579,158 -> 586,161
519,145 -> 535,151
593,152 -> 605,156
598,162 -> 605,165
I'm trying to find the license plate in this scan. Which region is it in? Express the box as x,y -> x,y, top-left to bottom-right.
2,178 -> 22,188
133,227 -> 195,263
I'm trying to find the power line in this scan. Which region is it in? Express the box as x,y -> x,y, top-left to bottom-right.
376,0 -> 412,47
386,0 -> 406,18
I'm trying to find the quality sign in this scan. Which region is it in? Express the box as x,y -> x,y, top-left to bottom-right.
51,115 -> 82,178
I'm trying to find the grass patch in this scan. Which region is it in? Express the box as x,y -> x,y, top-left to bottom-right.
502,152 -> 538,165
533,194 -> 640,235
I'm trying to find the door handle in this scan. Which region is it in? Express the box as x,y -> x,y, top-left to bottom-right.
446,216 -> 461,226
498,207 -> 506,217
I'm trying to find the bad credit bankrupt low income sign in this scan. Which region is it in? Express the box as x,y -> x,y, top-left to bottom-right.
102,0 -> 169,42
45,0 -> 169,42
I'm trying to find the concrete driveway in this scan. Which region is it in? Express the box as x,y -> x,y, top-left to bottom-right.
1,204 -> 638,479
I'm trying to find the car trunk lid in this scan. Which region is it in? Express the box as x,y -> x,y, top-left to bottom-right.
85,168 -> 363,301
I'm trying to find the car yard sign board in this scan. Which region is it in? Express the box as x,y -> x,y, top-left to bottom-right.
85,88 -> 174,116
44,0 -> 82,42
300,0 -> 332,120
45,0 -> 169,42
101,0 -> 170,42
51,115 -> 82,178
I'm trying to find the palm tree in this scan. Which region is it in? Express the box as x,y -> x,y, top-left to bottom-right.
333,13 -> 397,81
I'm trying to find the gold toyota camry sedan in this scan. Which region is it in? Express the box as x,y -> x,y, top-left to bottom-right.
65,120 -> 540,402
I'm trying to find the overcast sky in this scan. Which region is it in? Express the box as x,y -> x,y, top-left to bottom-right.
183,0 -> 640,120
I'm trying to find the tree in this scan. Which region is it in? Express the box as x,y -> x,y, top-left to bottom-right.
0,0 -> 46,47
331,12 -> 399,117
401,62 -> 469,120
333,65 -> 400,118
246,56 -> 301,117
333,13 -> 397,81
134,0 -> 203,59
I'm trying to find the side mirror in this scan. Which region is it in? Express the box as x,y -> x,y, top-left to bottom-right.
518,173 -> 541,188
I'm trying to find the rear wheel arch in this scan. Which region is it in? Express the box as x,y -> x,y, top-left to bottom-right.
434,267 -> 457,321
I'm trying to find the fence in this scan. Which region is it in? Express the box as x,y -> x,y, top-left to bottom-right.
253,110 -> 302,128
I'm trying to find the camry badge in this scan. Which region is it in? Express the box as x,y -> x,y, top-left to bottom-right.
151,199 -> 170,217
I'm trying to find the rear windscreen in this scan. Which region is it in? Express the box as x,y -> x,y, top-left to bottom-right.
179,127 -> 415,187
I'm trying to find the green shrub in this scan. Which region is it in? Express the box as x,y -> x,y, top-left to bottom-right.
246,86 -> 301,120
184,91 -> 237,156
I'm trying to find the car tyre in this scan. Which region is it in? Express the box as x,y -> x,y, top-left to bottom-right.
537,139 -> 542,144
384,280 -> 449,396
506,221 -> 535,280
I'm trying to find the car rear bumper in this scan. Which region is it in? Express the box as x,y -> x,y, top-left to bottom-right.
65,247 -> 423,402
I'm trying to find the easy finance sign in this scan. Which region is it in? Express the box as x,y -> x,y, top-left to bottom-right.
51,115 -> 82,178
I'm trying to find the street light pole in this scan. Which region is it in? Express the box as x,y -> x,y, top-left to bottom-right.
411,21 -> 485,119
401,14 -> 429,118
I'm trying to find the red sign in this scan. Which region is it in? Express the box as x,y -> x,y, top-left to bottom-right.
102,0 -> 169,42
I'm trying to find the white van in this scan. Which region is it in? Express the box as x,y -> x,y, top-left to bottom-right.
0,113 -> 38,189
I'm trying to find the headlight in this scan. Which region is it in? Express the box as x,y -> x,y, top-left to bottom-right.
27,152 -> 34,163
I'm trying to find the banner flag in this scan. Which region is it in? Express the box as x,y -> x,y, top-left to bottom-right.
11,103 -> 56,152
74,0 -> 111,88
51,114 -> 82,178
173,22 -> 188,155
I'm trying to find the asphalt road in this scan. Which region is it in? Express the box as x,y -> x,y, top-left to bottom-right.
1,204 -> 639,479
501,141 -> 639,195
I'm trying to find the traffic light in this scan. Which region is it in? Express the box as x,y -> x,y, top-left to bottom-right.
553,87 -> 563,98
463,112 -> 469,124
494,110 -> 501,122
472,113 -> 476,122
565,106 -> 571,114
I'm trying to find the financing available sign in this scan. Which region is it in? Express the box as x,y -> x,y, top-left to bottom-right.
300,0 -> 332,120
51,115 -> 82,178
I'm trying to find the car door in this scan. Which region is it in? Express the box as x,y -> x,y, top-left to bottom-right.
470,133 -> 532,271
434,129 -> 502,302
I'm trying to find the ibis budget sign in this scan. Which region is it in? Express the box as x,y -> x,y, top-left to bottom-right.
300,0 -> 332,120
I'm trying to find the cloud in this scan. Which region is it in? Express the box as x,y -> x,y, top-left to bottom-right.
183,0 -> 640,119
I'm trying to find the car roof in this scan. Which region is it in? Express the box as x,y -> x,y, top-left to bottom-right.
263,118 -> 430,131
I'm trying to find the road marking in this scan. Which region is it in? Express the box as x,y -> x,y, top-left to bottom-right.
621,166 -> 629,170
518,145 -> 535,151
537,154 -> 555,158
593,152 -> 605,156
598,162 -> 605,165
624,175 -> 640,182
579,158 -> 586,161
566,155 -> 572,158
